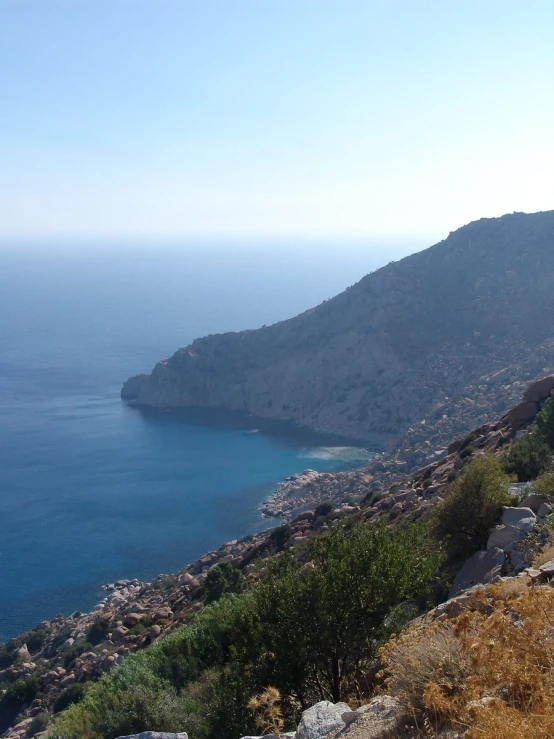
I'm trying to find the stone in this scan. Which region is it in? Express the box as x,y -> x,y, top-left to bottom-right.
538,502 -> 553,518
501,507 -> 537,532
523,375 -> 554,404
124,613 -> 144,628
112,626 -> 129,641
59,674 -> 77,688
506,401 -> 539,428
332,696 -> 408,738
487,525 -> 526,552
520,493 -> 550,513
16,645 -> 31,661
115,734 -> 188,739
539,558 -> 554,578
450,548 -> 505,597
296,700 -> 350,739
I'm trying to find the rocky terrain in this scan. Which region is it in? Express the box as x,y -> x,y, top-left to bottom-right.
122,210 -> 554,451
3,375 -> 554,739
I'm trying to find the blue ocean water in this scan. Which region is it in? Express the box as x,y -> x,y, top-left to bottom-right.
0,243 -> 398,642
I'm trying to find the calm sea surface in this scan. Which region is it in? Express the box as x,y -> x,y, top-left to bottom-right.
0,242 -> 412,641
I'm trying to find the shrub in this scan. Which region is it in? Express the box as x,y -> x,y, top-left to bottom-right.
86,618 -> 111,646
459,445 -> 475,460
204,562 -> 244,604
533,470 -> 554,497
53,683 -> 86,714
536,390 -> 554,449
502,433 -> 551,481
0,675 -> 41,733
268,524 -> 290,551
314,501 -> 333,518
0,648 -> 14,669
432,455 -> 514,556
26,627 -> 48,654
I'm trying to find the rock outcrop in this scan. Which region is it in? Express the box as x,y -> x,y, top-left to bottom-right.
123,210 -> 554,449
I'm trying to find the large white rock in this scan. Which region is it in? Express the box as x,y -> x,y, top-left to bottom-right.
339,696 -> 408,738
296,701 -> 350,739
502,507 -> 537,532
487,525 -> 526,552
450,547 -> 505,597
116,733 -> 188,739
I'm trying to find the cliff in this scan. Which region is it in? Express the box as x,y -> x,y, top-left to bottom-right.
122,210 -> 554,448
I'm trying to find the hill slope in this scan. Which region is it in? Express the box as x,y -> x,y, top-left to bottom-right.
122,210 -> 554,447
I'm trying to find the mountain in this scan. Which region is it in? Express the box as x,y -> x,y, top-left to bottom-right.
122,210 -> 554,448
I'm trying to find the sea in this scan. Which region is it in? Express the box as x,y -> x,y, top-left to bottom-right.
0,240 -> 415,642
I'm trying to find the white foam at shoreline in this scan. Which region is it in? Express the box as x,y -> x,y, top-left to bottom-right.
298,446 -> 372,462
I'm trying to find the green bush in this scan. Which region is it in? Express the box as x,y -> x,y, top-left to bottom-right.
459,445 -> 475,460
203,562 -> 244,604
53,684 -> 86,714
502,433 -> 552,481
0,648 -> 14,669
0,675 -> 41,733
314,501 -> 333,518
432,455 -> 514,556
86,618 -> 111,646
268,524 -> 291,551
536,391 -> 554,450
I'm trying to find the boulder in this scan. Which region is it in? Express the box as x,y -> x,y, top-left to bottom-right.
16,645 -> 31,661
539,558 -> 554,578
116,734 -> 188,739
337,696 -> 408,738
523,375 -> 554,404
538,502 -> 553,518
506,401 -> 539,428
520,493 -> 549,513
296,701 -> 350,739
501,507 -> 537,532
450,548 -> 505,597
487,525 -> 526,552
112,626 -> 129,641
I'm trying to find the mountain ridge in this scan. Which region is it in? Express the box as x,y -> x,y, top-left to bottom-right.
122,210 -> 554,448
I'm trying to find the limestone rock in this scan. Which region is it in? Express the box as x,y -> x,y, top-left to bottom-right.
501,507 -> 536,532
487,525 -> 526,552
450,548 -> 505,597
523,375 -> 554,403
335,696 -> 408,738
116,734 -> 188,739
296,701 -> 350,739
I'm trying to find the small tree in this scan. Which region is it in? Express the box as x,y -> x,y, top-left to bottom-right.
433,455 -> 514,556
254,521 -> 443,704
204,562 -> 244,604
502,433 -> 552,481
536,391 -> 554,450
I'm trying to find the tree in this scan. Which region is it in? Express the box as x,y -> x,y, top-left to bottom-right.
536,391 -> 554,450
254,521 -> 443,704
433,455 -> 514,556
502,433 -> 551,481
203,562 -> 244,604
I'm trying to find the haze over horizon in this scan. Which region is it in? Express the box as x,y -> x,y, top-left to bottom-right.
1,1 -> 553,246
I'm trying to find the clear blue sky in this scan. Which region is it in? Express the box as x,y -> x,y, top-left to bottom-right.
1,0 -> 553,241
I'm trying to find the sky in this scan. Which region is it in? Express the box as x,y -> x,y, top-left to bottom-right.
1,1 -> 553,243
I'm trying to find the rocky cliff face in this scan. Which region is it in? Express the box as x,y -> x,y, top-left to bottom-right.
122,210 -> 554,447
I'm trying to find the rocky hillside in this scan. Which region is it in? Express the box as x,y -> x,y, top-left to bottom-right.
3,376 -> 554,739
122,210 -> 554,448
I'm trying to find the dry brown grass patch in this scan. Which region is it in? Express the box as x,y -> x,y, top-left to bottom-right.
380,587 -> 554,738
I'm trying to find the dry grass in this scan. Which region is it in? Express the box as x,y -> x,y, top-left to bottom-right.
380,585 -> 554,738
533,542 -> 554,568
247,686 -> 285,736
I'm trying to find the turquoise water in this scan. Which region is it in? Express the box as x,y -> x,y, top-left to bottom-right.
0,243 -> 385,641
